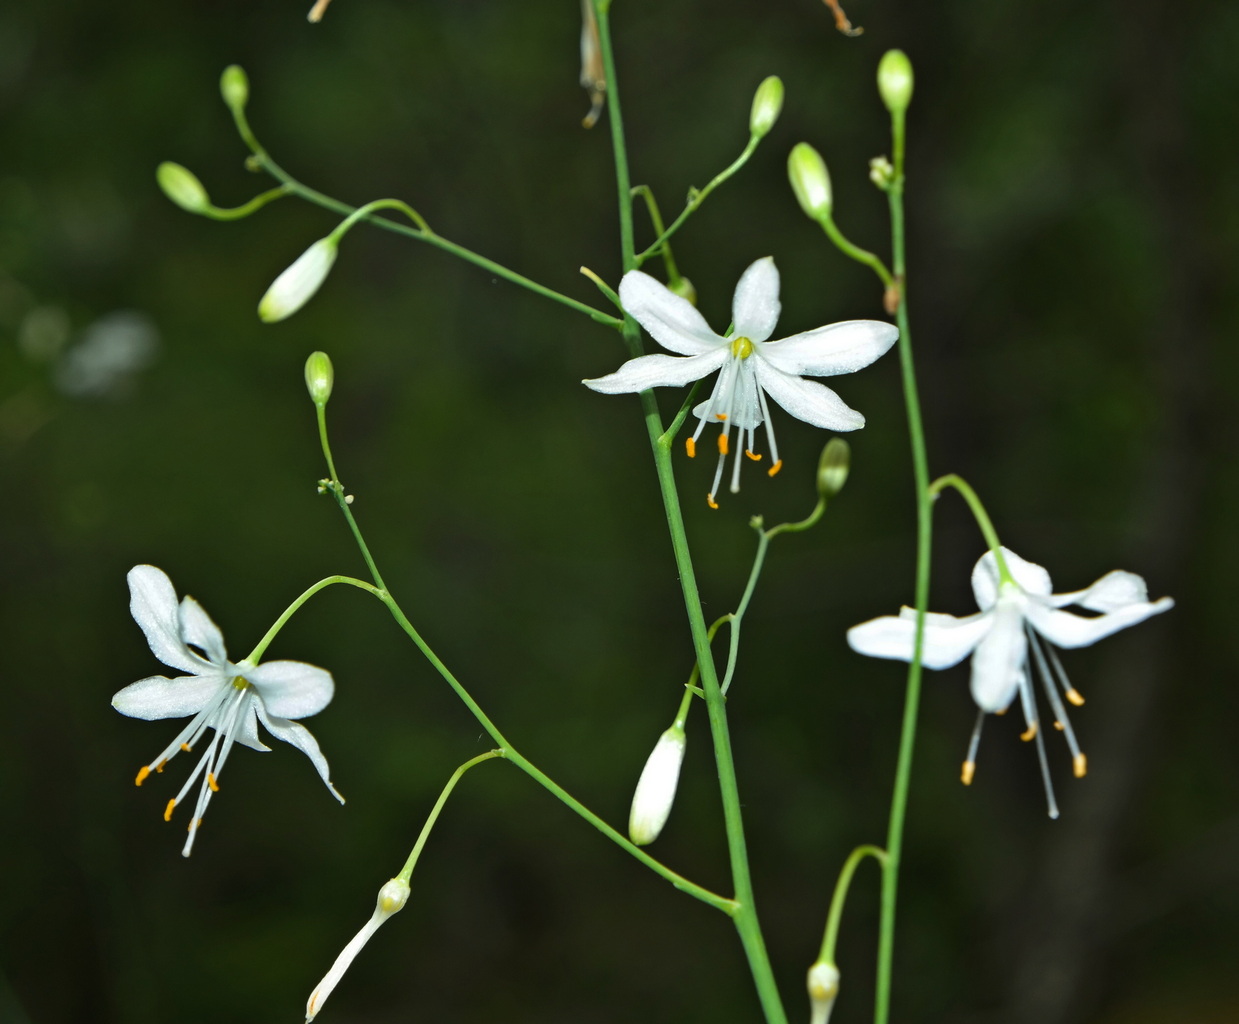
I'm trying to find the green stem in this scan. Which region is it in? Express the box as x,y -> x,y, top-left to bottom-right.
817,213 -> 894,289
818,845 -> 888,966
592,3 -> 786,1021
244,574 -> 381,664
875,101 -> 931,1024
201,184 -> 293,220
631,184 -> 685,288
927,474 -> 1013,582
720,527 -> 770,696
396,750 -> 505,883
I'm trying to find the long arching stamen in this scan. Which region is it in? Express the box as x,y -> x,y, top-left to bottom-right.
1044,642 -> 1086,707
961,709 -> 985,784
756,386 -> 781,476
1033,717 -> 1060,820
1027,629 -> 1087,778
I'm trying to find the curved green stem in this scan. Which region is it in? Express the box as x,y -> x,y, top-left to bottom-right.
244,574 -> 382,664
631,184 -> 686,290
200,184 -> 293,221
819,845 -> 888,966
928,474 -> 1013,582
817,213 -> 894,289
331,197 -> 431,238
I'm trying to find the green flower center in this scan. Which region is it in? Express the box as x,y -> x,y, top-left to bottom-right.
232,676 -> 251,691
730,336 -> 753,359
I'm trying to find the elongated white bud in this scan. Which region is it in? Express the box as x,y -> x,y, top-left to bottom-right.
628,726 -> 686,846
305,877 -> 410,1021
749,75 -> 784,139
258,238 -> 338,323
807,961 -> 841,1024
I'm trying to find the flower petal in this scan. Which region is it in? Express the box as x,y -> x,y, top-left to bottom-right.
128,565 -> 208,675
256,703 -> 344,803
731,257 -> 781,343
759,320 -> 898,377
971,548 -> 1053,609
112,672 -> 226,720
247,660 -> 335,719
848,608 -> 991,669
969,597 -> 1026,712
618,270 -> 722,355
233,700 -> 271,751
583,349 -> 727,394
1049,569 -> 1152,611
179,596 -> 228,666
1023,596 -> 1174,649
753,361 -> 865,430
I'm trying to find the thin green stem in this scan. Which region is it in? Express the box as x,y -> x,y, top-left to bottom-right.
200,184 -> 293,221
593,2 -> 786,1020
657,380 -> 705,447
928,474 -> 1012,582
331,197 -> 430,238
631,184 -> 685,288
317,403 -> 387,591
396,751 -> 505,883
819,845 -> 888,966
244,575 -> 381,664
817,213 -> 894,289
720,528 -> 770,696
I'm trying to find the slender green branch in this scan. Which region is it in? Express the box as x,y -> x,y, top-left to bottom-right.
657,380 -> 705,447
631,184 -> 685,288
928,474 -> 1012,582
819,845 -> 888,966
244,575 -> 382,664
817,213 -> 894,289
199,184 -> 293,221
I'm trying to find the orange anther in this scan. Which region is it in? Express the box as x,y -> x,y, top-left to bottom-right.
207,773 -> 220,793
1020,723 -> 1038,742
163,799 -> 177,822
961,761 -> 976,786
1073,753 -> 1088,778
189,818 -> 201,832
706,493 -> 719,510
717,433 -> 729,455
1054,720 -> 1065,731
745,449 -> 762,461
180,742 -> 192,752
767,459 -> 783,478
716,413 -> 728,421
135,766 -> 151,787
685,437 -> 696,458
1065,688 -> 1085,707
155,759 -> 167,773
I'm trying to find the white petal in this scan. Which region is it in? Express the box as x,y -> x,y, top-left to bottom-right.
256,703 -> 344,803
179,596 -> 228,666
628,727 -> 686,846
128,565 -> 207,675
111,672 -> 226,720
969,596 -> 1026,712
583,349 -> 727,394
247,660 -> 335,719
1024,596 -> 1174,649
234,700 -> 271,751
691,359 -> 764,429
848,608 -> 991,669
1049,569 -> 1151,611
759,320 -> 898,377
618,270 -> 723,355
258,238 -> 337,323
971,547 -> 1053,609
731,257 -> 781,343
753,361 -> 865,430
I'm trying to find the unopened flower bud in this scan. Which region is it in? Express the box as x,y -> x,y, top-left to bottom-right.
305,877 -> 410,1021
628,726 -> 686,846
749,76 -> 784,139
220,65 -> 250,111
667,276 -> 697,306
807,961 -> 841,1024
156,162 -> 211,214
304,351 -> 334,406
816,438 -> 850,499
258,238 -> 339,323
788,143 -> 833,222
877,50 -> 913,115
868,156 -> 894,190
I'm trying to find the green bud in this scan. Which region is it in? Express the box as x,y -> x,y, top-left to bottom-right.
816,438 -> 850,499
877,50 -> 913,114
156,162 -> 211,214
749,75 -> 784,139
304,351 -> 334,406
787,143 -> 833,222
667,276 -> 697,306
868,155 -> 894,190
258,237 -> 339,322
220,65 -> 250,111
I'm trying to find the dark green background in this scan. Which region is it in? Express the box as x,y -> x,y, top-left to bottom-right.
1,1 -> 1234,1022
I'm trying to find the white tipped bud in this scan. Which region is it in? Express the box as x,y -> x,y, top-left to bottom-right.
304,351 -> 334,406
807,961 -> 841,1024
788,143 -> 833,222
220,65 -> 250,111
749,75 -> 784,139
877,50 -> 913,115
258,238 -> 338,323
305,878 -> 410,1022
628,726 -> 686,846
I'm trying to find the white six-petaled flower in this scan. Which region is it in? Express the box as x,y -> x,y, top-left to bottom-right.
112,565 -> 344,856
847,547 -> 1173,817
583,257 -> 898,507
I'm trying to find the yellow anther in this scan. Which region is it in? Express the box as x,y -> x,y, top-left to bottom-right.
188,818 -> 202,833
1066,688 -> 1086,706
155,759 -> 167,773
135,766 -> 151,787
716,412 -> 728,421
163,799 -> 177,822
745,449 -> 762,461
729,336 -> 753,359
718,432 -> 729,455
1054,720 -> 1065,731
1073,753 -> 1088,778
706,493 -> 719,510
180,742 -> 192,752
1020,723 -> 1038,742
207,772 -> 220,793
961,761 -> 976,786
685,437 -> 696,458
767,459 -> 783,478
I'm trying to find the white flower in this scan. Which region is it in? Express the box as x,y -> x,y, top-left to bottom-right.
583,257 -> 897,507
258,237 -> 338,322
628,726 -> 687,846
847,547 -> 1173,816
112,565 -> 344,856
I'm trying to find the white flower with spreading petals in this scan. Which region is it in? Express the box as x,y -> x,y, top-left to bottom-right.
847,547 -> 1173,816
112,565 -> 344,856
583,257 -> 897,507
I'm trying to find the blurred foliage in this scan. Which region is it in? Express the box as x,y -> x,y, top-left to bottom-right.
1,1 -> 1235,1023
